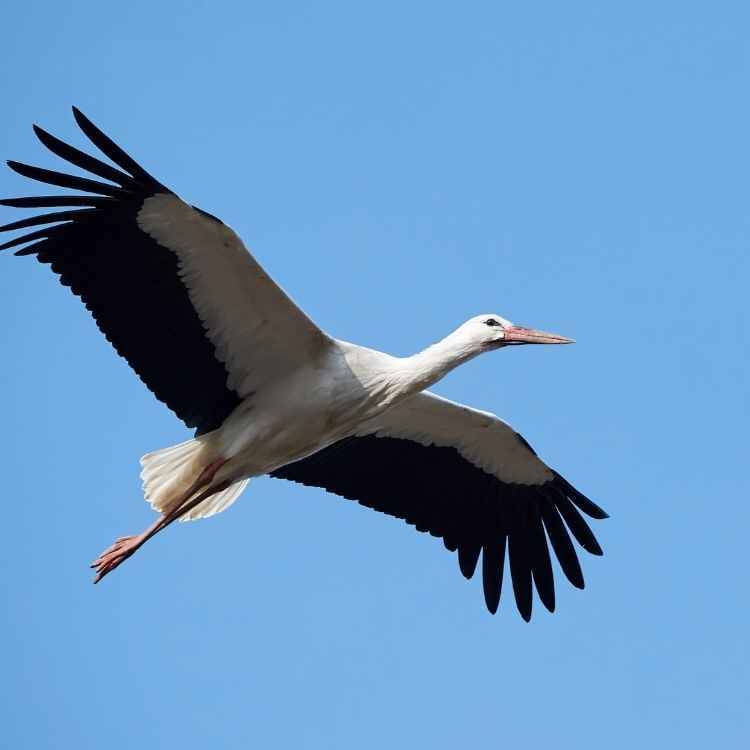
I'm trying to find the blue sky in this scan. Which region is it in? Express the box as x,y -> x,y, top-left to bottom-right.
1,2 -> 748,748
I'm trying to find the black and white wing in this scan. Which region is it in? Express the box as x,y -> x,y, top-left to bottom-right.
0,108 -> 330,435
272,391 -> 608,620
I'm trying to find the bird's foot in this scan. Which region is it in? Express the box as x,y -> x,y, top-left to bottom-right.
91,534 -> 143,583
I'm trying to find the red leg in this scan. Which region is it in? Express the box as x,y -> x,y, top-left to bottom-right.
91,459 -> 229,584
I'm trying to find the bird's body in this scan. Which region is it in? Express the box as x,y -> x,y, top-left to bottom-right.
1,109 -> 608,620
194,342 -> 396,488
143,322 -> 527,514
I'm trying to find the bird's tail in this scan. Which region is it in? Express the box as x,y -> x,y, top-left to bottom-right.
139,438 -> 249,521
179,478 -> 250,522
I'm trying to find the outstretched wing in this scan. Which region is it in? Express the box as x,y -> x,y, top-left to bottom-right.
1,108 -> 330,434
272,391 -> 608,620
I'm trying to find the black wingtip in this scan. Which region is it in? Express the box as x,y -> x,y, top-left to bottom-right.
457,544 -> 481,579
70,108 -> 94,139
552,472 -> 610,520
71,107 -> 90,133
69,106 -> 169,193
6,161 -> 33,178
71,107 -> 95,136
579,503 -> 610,521
584,541 -> 604,557
516,602 -> 533,621
540,503 -> 585,589
31,124 -> 56,148
482,543 -> 504,614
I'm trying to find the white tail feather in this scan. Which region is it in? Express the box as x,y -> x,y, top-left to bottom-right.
140,438 -> 249,520
180,479 -> 250,521
141,438 -> 206,514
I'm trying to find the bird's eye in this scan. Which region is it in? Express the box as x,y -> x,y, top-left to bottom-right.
484,318 -> 501,327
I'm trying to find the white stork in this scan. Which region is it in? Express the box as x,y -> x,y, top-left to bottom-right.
0,108 -> 608,620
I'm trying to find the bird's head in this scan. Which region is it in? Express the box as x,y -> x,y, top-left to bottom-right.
460,314 -> 575,351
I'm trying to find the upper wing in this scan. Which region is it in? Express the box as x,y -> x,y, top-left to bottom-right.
271,391 -> 608,620
0,108 -> 330,434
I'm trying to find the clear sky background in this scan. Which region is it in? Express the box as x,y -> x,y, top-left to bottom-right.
1,2 -> 748,748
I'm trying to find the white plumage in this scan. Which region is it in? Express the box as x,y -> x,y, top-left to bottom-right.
357,392 -> 553,485
0,108 -> 608,620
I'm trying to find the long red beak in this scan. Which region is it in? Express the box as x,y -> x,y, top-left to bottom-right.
504,325 -> 575,345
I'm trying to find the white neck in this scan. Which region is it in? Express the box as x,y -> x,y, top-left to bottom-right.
391,330 -> 481,398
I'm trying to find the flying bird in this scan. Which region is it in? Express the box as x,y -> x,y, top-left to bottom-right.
0,108 -> 608,620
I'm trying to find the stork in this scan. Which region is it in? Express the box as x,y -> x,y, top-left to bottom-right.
0,109 -> 608,620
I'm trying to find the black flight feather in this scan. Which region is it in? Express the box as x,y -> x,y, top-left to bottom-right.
272,433 -> 606,620
1,109 -> 241,434
32,125 -> 138,189
6,161 -> 125,197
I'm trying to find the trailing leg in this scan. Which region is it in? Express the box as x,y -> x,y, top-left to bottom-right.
91,459 -> 229,583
